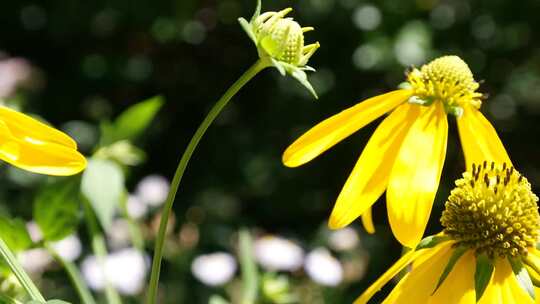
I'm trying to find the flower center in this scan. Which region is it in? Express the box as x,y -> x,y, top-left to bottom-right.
441,162 -> 540,258
407,56 -> 483,111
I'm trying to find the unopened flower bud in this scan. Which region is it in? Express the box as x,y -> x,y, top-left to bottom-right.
239,0 -> 320,98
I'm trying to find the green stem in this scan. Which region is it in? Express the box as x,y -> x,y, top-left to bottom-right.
239,229 -> 258,304
45,243 -> 97,304
83,201 -> 123,304
0,237 -> 45,301
146,59 -> 269,304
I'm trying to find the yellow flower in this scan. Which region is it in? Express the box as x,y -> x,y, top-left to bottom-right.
356,163 -> 540,304
0,106 -> 86,176
282,55 -> 511,247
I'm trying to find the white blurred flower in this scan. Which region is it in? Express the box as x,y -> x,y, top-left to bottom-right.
328,227 -> 359,251
304,248 -> 343,286
254,236 -> 304,272
0,58 -> 32,98
19,249 -> 52,274
81,248 -> 148,295
191,252 -> 236,286
135,175 -> 169,207
106,219 -> 132,250
26,221 -> 43,243
126,194 -> 148,219
51,234 -> 82,262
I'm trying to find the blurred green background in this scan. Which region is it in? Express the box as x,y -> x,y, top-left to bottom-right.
1,0 -> 540,303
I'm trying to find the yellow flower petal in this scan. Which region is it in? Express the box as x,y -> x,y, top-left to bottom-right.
379,242 -> 454,304
480,259 -> 534,304
429,250 -> 475,304
354,241 -> 452,304
387,102 -> 448,248
457,105 -> 511,170
361,207 -> 375,234
328,103 -> 420,229
283,90 -> 412,167
0,121 -> 86,176
0,106 -> 77,149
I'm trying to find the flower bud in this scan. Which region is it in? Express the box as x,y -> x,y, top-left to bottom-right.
239,1 -> 320,98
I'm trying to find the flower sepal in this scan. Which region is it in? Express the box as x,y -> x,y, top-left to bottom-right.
407,95 -> 435,107
475,253 -> 495,302
432,245 -> 467,295
238,0 -> 320,98
508,257 -> 535,300
415,234 -> 450,250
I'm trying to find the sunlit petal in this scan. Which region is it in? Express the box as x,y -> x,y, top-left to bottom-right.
457,105 -> 511,170
0,106 -> 77,149
379,242 -> 454,304
328,103 -> 420,229
387,102 -> 448,248
355,242 -> 452,304
283,90 -> 412,167
428,251 -> 475,304
0,121 -> 86,176
479,259 -> 533,304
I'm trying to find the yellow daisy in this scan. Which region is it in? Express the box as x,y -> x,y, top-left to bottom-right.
356,163 -> 540,304
282,55 -> 511,247
0,106 -> 86,175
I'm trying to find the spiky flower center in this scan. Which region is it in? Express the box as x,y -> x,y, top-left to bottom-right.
441,162 -> 540,258
407,56 -> 483,110
252,9 -> 319,66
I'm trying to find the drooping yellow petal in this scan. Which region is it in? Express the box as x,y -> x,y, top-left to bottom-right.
355,241 -> 452,304
328,103 -> 420,229
387,102 -> 448,248
0,121 -> 86,176
379,242 -> 454,304
479,259 -> 534,304
457,105 -> 511,170
361,207 -> 375,234
283,90 -> 412,167
428,251 -> 475,304
0,106 -> 77,149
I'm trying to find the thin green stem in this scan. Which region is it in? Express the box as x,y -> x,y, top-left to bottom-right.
239,229 -> 258,304
83,201 -> 122,304
0,237 -> 45,301
146,59 -> 269,304
45,243 -> 97,304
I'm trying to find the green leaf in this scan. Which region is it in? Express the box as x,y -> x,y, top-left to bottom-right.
416,235 -> 450,250
81,158 -> 125,230
509,257 -> 535,299
100,96 -> 164,146
432,246 -> 467,294
0,216 -> 32,252
475,253 -> 494,301
33,179 -> 80,241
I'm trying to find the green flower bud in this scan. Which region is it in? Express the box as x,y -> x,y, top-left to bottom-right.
239,0 -> 320,98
